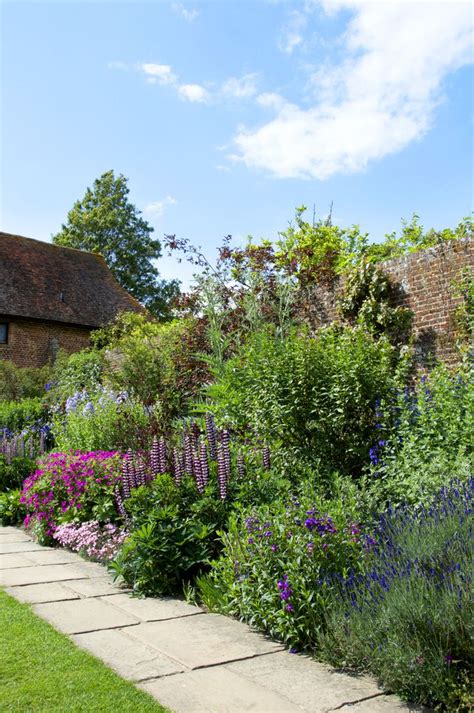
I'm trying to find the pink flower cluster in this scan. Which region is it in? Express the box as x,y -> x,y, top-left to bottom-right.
53,520 -> 128,562
20,450 -> 120,536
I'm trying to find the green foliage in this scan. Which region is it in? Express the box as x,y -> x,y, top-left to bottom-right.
52,389 -> 149,452
275,205 -> 370,281
0,398 -> 48,433
206,326 -> 399,476
52,170 -> 179,318
198,481 -> 365,650
319,481 -> 473,710
50,349 -> 104,402
452,268 -> 474,346
0,361 -> 51,401
365,365 -> 473,508
92,313 -> 207,426
367,213 -> 473,263
0,489 -> 26,525
338,262 -> 413,345
0,456 -> 36,493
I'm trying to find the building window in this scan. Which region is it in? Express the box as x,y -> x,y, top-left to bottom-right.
0,323 -> 8,344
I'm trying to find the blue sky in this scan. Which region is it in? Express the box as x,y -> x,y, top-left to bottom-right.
2,0 -> 473,286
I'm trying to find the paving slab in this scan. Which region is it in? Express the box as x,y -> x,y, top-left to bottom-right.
0,563 -> 87,587
99,593 -> 203,622
0,553 -> 36,569
73,628 -> 185,681
66,561 -> 108,578
0,526 -> 30,536
331,694 -> 428,711
60,576 -> 129,598
5,582 -> 81,604
21,549 -> 80,565
126,613 -> 284,669
33,597 -> 140,634
0,532 -> 33,543
226,651 -> 383,711
0,541 -> 53,554
141,665 -> 302,713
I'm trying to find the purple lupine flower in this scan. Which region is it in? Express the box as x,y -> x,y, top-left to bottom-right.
184,433 -> 193,475
205,413 -> 218,460
150,436 -> 160,476
217,443 -> 227,500
158,437 -> 167,474
199,443 -> 209,488
262,446 -> 271,470
121,455 -> 131,499
136,459 -> 147,487
114,487 -> 128,519
193,452 -> 204,493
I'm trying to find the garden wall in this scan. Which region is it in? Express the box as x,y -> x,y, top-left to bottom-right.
303,237 -> 474,365
0,316 -> 91,368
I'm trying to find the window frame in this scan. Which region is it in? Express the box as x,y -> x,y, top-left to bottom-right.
0,322 -> 9,344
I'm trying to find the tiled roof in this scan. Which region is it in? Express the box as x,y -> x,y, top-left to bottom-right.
0,231 -> 147,327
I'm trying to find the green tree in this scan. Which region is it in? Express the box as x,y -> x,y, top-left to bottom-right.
53,170 -> 179,318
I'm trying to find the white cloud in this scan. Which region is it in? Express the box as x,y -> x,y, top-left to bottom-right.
107,61 -> 129,71
139,63 -> 177,85
171,3 -> 199,22
232,1 -> 473,179
278,9 -> 307,55
178,83 -> 209,103
144,196 -> 178,217
256,92 -> 286,110
221,73 -> 259,99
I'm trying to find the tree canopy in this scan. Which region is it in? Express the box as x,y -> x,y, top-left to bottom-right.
53,171 -> 179,319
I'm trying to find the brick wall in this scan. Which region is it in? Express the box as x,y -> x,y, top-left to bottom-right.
0,316 -> 92,368
302,237 -> 474,365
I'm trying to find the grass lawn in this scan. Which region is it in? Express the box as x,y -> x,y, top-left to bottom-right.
0,589 -> 167,713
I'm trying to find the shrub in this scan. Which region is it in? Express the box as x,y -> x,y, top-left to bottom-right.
0,489 -> 26,526
206,326 -> 399,476
0,398 -> 49,434
0,361 -> 51,401
365,365 -> 473,507
0,456 -> 36,492
198,480 -> 368,650
93,313 -> 209,429
51,388 -> 149,452
319,479 -> 474,710
20,451 -> 122,543
49,349 -> 104,403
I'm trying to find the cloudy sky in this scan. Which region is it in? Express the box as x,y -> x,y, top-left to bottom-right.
2,0 -> 473,285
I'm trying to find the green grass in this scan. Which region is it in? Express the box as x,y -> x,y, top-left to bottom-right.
0,589 -> 168,712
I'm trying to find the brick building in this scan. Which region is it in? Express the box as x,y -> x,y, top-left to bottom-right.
0,232 -> 146,368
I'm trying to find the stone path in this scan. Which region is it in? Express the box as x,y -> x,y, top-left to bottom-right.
0,526 -> 422,713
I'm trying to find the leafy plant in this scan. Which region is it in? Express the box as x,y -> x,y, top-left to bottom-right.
0,489 -> 26,525
206,326 -> 399,476
319,479 -> 474,710
338,261 -> 413,345
0,361 -> 52,401
198,482 -> 367,650
365,365 -> 473,508
51,387 -> 148,452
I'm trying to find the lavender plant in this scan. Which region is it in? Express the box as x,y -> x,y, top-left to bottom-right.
319,479 -> 474,710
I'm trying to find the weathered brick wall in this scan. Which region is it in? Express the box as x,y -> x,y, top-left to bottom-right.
0,316 -> 92,368
302,238 -> 473,365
